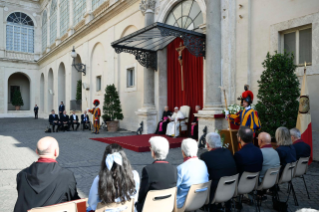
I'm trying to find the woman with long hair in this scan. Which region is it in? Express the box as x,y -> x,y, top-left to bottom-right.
87,143 -> 139,211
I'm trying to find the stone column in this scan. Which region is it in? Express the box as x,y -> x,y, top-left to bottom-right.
196,0 -> 227,137
0,3 -> 4,58
56,0 -> 61,45
84,0 -> 94,24
46,8 -> 51,53
68,0 -> 74,36
136,0 -> 157,134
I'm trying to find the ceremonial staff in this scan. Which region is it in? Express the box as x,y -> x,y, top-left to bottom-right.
220,87 -> 235,154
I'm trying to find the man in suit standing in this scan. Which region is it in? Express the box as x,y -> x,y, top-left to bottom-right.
81,110 -> 91,131
49,110 -> 60,132
60,110 -> 70,132
136,136 -> 177,212
290,128 -> 311,160
58,101 -> 65,119
34,104 -> 39,119
234,126 -> 263,175
70,111 -> 80,131
200,132 -> 237,211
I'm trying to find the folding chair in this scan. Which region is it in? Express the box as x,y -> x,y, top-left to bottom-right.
278,162 -> 298,206
177,181 -> 211,212
256,166 -> 281,211
235,172 -> 260,212
210,174 -> 239,212
294,157 -> 310,199
142,187 -> 177,212
28,198 -> 87,212
95,199 -> 134,212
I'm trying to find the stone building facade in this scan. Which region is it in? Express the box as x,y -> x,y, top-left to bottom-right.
0,0 -> 318,160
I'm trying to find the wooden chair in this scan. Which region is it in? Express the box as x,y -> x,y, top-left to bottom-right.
95,199 -> 134,212
178,105 -> 191,137
142,187 -> 177,212
28,198 -> 87,212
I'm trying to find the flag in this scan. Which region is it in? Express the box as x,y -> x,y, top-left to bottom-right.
296,70 -> 313,164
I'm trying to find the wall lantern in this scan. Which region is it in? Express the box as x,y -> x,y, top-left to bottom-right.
71,46 -> 86,76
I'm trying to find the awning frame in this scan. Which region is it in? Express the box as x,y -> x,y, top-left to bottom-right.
111,22 -> 206,70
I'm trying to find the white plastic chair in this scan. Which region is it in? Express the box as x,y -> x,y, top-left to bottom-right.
142,187 -> 177,212
236,172 -> 260,211
95,199 -> 134,212
278,162 -> 298,206
29,198 -> 87,212
294,157 -> 310,199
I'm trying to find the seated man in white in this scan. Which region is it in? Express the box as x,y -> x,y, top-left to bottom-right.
166,107 -> 187,137
177,138 -> 209,209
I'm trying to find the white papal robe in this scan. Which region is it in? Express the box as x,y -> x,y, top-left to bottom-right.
166,111 -> 187,137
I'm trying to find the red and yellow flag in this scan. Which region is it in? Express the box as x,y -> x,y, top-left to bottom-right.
296,68 -> 313,164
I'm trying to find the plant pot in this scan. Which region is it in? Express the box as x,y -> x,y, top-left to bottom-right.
15,106 -> 20,110
106,121 -> 119,132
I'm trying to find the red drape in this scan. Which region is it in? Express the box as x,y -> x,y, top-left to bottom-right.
167,38 -> 204,123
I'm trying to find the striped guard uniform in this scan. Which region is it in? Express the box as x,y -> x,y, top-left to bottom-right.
229,106 -> 261,133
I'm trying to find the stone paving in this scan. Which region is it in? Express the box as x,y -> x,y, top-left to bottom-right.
0,118 -> 318,212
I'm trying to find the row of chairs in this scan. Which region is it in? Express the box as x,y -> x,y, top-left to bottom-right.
29,157 -> 310,212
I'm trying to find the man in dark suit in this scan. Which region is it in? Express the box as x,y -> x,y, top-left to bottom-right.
14,136 -> 80,212
49,110 -> 60,132
70,111 -> 80,131
136,136 -> 177,212
58,101 -> 65,119
34,104 -> 39,119
81,110 -> 91,131
290,128 -> 311,160
200,132 -> 237,210
190,105 -> 200,139
60,110 -> 70,132
234,126 -> 263,174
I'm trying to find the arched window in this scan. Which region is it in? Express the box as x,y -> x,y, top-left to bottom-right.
74,0 -> 86,26
60,0 -> 69,36
165,0 -> 203,30
92,0 -> 106,11
6,12 -> 34,53
50,0 -> 57,45
42,11 -> 47,52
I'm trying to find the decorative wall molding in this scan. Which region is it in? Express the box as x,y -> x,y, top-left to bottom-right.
139,0 -> 156,15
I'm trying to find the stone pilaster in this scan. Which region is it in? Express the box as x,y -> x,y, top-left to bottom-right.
0,3 -> 4,58
84,0 -> 94,24
56,0 -> 61,45
68,0 -> 75,36
46,8 -> 51,53
197,0 -> 225,138
136,0 -> 157,134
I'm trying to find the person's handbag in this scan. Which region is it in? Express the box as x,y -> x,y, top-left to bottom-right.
45,127 -> 52,133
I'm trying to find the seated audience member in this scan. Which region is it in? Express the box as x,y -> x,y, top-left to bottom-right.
258,132 -> 280,182
14,137 -> 80,212
136,136 -> 177,212
275,127 -> 296,174
81,110 -> 91,131
200,132 -> 237,210
49,109 -> 60,132
60,110 -> 70,131
177,138 -> 209,209
155,106 -> 172,134
87,144 -> 139,212
190,105 -> 200,140
70,111 -> 80,131
290,128 -> 311,160
166,107 -> 187,138
234,126 -> 263,175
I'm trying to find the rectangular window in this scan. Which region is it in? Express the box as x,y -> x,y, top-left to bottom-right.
96,76 -> 101,91
92,0 -> 105,11
127,68 -> 135,88
60,0 -> 69,36
282,26 -> 312,66
10,86 -> 20,103
74,0 -> 86,26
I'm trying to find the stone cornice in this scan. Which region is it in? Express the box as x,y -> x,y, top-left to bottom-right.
37,0 -> 140,64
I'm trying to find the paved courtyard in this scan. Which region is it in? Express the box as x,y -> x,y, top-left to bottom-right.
0,118 -> 318,212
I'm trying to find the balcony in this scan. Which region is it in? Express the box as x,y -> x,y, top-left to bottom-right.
3,50 -> 40,62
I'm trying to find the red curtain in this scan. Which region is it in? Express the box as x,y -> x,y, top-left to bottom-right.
167,37 -> 204,123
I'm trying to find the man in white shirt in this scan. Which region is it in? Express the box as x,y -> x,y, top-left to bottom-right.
70,111 -> 80,131
166,107 -> 187,138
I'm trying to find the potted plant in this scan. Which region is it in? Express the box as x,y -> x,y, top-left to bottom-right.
102,84 -> 124,132
12,90 -> 24,110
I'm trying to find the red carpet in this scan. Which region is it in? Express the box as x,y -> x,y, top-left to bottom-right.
91,134 -> 184,152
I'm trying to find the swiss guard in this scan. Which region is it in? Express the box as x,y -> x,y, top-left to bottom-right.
229,85 -> 261,136
88,99 -> 101,134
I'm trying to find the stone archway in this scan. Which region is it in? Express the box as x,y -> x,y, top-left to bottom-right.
8,72 -> 30,110
48,69 -> 54,112
58,63 -> 66,106
40,73 -> 45,112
